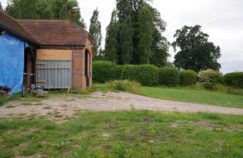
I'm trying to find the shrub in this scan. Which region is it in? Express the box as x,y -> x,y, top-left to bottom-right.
115,65 -> 123,80
92,61 -> 116,83
107,80 -> 142,93
180,70 -> 197,86
122,65 -> 159,86
198,69 -> 223,89
159,67 -> 180,86
223,72 -> 243,89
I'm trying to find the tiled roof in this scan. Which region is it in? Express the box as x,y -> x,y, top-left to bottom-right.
0,11 -> 89,46
18,20 -> 89,46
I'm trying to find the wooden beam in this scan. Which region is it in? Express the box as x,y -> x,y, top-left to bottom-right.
37,49 -> 72,61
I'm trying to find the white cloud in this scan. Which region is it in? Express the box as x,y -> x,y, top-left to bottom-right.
1,0 -> 243,72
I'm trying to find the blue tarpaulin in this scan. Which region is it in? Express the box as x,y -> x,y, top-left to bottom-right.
0,33 -> 27,94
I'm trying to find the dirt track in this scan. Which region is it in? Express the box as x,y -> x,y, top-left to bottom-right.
1,91 -> 243,120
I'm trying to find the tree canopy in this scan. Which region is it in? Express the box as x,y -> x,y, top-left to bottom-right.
5,0 -> 85,27
104,10 -> 119,63
172,25 -> 221,71
104,0 -> 169,66
89,8 -> 102,58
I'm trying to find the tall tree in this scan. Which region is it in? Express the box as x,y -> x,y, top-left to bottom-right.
89,8 -> 102,58
119,15 -> 133,64
150,29 -> 169,67
150,7 -> 169,67
172,25 -> 221,71
104,0 -> 168,65
138,5 -> 154,64
5,0 -> 85,27
116,0 -> 147,64
104,10 -> 119,63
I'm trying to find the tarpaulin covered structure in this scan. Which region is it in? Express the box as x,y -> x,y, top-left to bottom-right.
0,33 -> 27,93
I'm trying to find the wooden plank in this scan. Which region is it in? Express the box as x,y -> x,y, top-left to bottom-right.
37,49 -> 72,61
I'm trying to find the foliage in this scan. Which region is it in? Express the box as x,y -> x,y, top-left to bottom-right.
173,25 -> 221,72
115,65 -> 123,80
107,80 -> 141,93
119,15 -> 134,64
122,64 -> 159,86
104,0 -> 168,65
92,61 -> 116,83
138,5 -> 154,64
0,111 -> 243,157
89,8 -> 102,58
104,10 -> 119,63
179,70 -> 197,86
5,0 -> 85,27
159,67 -> 180,86
198,69 -> 223,89
150,29 -> 169,67
223,72 -> 243,89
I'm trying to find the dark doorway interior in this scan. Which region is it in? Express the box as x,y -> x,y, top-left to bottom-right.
85,50 -> 89,87
24,47 -> 36,91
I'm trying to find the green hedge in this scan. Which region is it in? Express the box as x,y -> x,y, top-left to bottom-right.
122,65 -> 159,86
115,65 -> 123,80
180,70 -> 197,86
223,72 -> 243,88
92,61 -> 116,83
159,67 -> 180,86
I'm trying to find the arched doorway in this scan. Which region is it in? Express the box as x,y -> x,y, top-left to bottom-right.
85,49 -> 90,87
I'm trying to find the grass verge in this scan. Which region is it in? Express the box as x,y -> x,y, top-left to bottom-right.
140,86 -> 243,108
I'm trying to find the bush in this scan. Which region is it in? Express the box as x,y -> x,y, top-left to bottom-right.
159,67 -> 180,86
223,72 -> 243,89
115,65 -> 123,80
107,80 -> 142,93
122,65 -> 159,86
93,61 -> 116,83
180,70 -> 197,86
198,69 -> 223,89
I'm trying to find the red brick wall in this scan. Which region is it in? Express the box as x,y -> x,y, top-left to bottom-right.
72,49 -> 92,91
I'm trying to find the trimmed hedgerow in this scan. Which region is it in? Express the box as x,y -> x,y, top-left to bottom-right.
92,61 -> 116,83
180,70 -> 197,86
122,65 -> 159,86
223,72 -> 243,89
159,67 -> 180,86
115,65 -> 123,80
198,69 -> 223,89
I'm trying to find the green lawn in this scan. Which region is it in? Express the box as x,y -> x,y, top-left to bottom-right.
140,87 -> 243,108
0,111 -> 243,158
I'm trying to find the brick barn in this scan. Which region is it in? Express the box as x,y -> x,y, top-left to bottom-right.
0,11 -> 93,93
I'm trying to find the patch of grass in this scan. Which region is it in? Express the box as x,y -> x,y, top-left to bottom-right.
0,95 -> 21,106
0,111 -> 242,157
140,86 -> 243,108
107,80 -> 142,93
0,149 -> 14,158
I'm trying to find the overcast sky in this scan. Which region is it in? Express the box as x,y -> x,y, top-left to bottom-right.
1,0 -> 243,73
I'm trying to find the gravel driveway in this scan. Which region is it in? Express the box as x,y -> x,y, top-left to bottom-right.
1,91 -> 243,120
